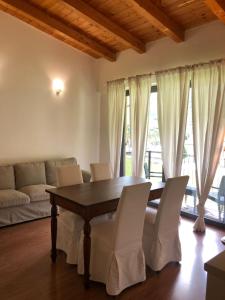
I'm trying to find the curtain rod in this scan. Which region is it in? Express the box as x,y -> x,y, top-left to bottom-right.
107,58 -> 225,84
154,58 -> 225,75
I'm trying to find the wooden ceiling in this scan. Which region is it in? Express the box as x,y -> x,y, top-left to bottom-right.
0,0 -> 224,61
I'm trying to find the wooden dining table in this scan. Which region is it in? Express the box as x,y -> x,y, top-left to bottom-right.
46,176 -> 165,288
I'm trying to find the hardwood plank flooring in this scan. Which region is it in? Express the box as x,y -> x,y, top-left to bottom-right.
0,217 -> 225,300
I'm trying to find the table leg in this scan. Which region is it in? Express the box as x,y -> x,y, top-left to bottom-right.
83,220 -> 91,289
51,200 -> 57,263
221,236 -> 225,245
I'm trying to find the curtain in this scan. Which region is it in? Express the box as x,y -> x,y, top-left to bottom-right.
107,79 -> 126,177
192,61 -> 225,232
156,68 -> 191,178
129,74 -> 152,177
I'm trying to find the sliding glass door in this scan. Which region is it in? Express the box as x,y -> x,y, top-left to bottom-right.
122,86 -> 225,225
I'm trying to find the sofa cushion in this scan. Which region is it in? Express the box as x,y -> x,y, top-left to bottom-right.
19,184 -> 54,202
45,157 -> 77,186
0,165 -> 15,190
0,189 -> 30,208
15,161 -> 46,189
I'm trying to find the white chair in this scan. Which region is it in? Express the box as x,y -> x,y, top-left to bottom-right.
143,176 -> 189,271
56,164 -> 107,264
56,165 -> 84,264
90,162 -> 113,219
78,182 -> 152,296
90,162 -> 112,181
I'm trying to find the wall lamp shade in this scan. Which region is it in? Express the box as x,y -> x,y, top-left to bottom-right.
52,79 -> 64,95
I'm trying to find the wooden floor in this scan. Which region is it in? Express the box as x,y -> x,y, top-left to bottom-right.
0,217 -> 225,300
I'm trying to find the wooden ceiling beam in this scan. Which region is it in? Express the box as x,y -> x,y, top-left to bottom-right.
63,0 -> 145,53
204,0 -> 225,23
129,0 -> 184,42
0,0 -> 116,61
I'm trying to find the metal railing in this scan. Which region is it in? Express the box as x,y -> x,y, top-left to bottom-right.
144,150 -> 165,181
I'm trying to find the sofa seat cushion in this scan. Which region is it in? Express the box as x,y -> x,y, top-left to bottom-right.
19,184 -> 54,202
0,189 -> 30,208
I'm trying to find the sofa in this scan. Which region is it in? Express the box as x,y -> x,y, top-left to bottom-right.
0,157 -> 91,227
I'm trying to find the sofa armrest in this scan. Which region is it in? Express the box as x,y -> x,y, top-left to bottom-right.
82,170 -> 91,183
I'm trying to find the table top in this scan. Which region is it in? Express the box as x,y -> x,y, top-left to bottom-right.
46,176 -> 164,207
204,250 -> 225,280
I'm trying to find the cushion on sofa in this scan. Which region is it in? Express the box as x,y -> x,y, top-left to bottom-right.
45,157 -> 77,186
0,165 -> 15,190
19,184 -> 54,202
0,189 -> 30,208
15,161 -> 46,189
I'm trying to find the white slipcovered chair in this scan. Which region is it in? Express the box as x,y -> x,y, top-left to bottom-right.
90,162 -> 112,181
143,176 -> 189,271
90,162 -> 113,219
78,182 -> 152,296
56,165 -> 84,264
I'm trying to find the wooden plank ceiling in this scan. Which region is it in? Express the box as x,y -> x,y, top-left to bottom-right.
0,0 -> 224,61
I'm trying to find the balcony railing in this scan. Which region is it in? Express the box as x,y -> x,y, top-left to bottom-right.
144,150 -> 165,181
143,150 -> 225,223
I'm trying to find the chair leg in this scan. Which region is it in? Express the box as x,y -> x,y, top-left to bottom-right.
223,204 -> 225,224
194,195 -> 197,213
221,204 -> 224,223
218,202 -> 222,222
151,270 -> 160,275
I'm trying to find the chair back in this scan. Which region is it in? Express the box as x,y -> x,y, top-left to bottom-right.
218,176 -> 225,199
56,165 -> 83,187
90,163 -> 112,181
113,182 -> 151,250
154,176 -> 189,239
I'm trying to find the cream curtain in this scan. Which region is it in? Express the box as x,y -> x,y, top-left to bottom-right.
156,68 -> 191,178
192,61 -> 225,232
128,75 -> 152,177
107,79 -> 126,177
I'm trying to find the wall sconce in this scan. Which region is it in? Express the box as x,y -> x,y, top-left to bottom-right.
52,79 -> 64,96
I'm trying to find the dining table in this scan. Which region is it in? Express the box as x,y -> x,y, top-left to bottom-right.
46,176 -> 165,288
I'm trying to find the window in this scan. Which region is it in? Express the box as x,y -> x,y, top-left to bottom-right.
122,85 -> 225,225
204,142 -> 225,223
182,92 -> 225,224
124,94 -> 132,176
181,89 -> 197,214
145,88 -> 164,183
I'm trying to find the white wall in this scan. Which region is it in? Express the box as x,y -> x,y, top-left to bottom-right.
96,21 -> 225,161
0,11 -> 99,169
1,13 -> 225,168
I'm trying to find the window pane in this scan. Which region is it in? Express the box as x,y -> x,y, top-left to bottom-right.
125,95 -> 132,176
182,89 -> 225,224
146,90 -> 163,183
207,141 -> 225,223
123,86 -> 225,225
181,88 -> 197,214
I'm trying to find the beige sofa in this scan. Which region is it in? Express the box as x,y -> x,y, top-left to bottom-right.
0,157 -> 91,227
